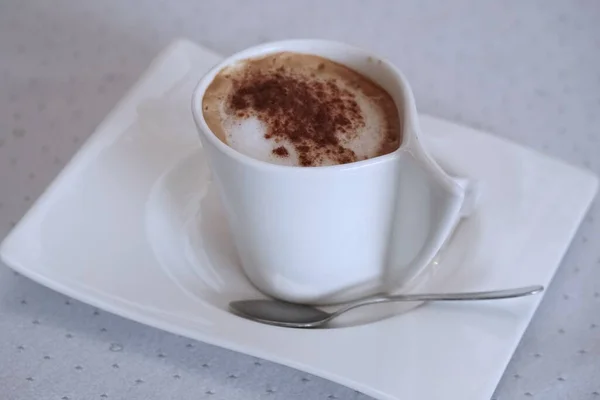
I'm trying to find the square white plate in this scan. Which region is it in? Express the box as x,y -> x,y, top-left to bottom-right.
1,39 -> 597,400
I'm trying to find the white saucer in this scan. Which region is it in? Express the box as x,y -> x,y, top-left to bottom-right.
1,39 -> 597,400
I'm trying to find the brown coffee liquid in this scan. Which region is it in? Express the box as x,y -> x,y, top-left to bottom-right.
202,52 -> 402,167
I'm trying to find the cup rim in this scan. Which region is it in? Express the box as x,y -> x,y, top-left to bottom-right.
191,39 -> 419,172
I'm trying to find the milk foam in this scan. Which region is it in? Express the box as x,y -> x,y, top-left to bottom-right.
202,52 -> 401,167
224,116 -> 299,166
218,81 -> 390,166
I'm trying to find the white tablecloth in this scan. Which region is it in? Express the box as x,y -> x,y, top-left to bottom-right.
1,1 -> 599,399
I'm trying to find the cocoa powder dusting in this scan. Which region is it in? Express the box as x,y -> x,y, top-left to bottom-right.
227,67 -> 365,166
272,146 -> 289,157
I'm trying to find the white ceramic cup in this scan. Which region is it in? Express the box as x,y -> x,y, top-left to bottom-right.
192,40 -> 478,304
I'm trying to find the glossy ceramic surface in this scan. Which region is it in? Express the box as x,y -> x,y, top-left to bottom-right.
191,40 -> 477,304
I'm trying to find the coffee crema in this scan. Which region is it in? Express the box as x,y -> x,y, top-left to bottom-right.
202,52 -> 402,167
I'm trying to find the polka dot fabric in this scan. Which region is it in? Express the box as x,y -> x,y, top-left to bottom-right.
0,1 -> 599,399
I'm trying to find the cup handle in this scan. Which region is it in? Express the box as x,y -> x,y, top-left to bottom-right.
451,177 -> 480,217
385,145 -> 478,288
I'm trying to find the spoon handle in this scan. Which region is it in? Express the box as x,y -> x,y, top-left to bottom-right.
335,285 -> 544,316
388,285 -> 544,302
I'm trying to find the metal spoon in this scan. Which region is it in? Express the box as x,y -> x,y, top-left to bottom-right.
229,285 -> 544,328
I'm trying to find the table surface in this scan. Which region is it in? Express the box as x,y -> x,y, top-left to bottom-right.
1,1 -> 599,399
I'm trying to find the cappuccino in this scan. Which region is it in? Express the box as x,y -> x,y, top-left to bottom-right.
202,52 -> 401,167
